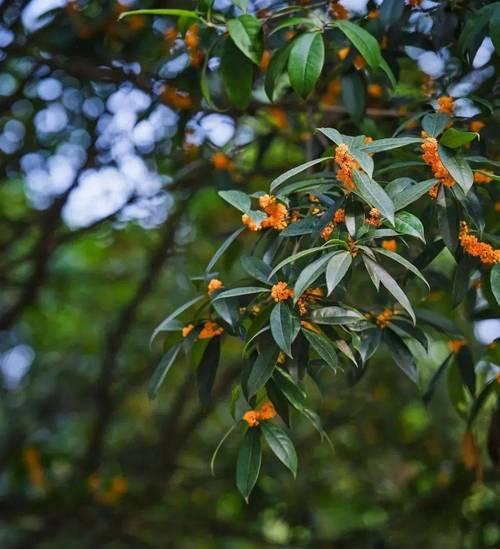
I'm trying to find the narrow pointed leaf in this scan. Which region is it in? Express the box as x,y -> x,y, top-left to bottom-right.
288,32 -> 325,98
246,345 -> 279,397
325,251 -> 352,295
270,157 -> 332,192
261,422 -> 298,477
236,428 -> 262,502
302,327 -> 338,370
148,344 -> 182,399
353,171 -> 395,225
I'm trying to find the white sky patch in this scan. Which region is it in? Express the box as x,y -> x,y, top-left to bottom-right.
417,49 -> 450,79
453,98 -> 480,118
474,319 -> 500,346
22,0 -> 67,32
339,0 -> 369,15
200,114 -> 235,147
472,37 -> 495,69
447,66 -> 495,97
1,344 -> 35,390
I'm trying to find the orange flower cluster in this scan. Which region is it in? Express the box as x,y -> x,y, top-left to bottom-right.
164,26 -> 178,48
335,144 -> 359,191
367,84 -> 383,98
436,96 -> 454,115
211,152 -> 234,171
88,474 -> 128,506
297,287 -> 324,315
23,447 -> 46,490
470,120 -> 485,132
458,222 -> 500,265
268,107 -> 288,129
321,208 -> 346,240
330,1 -> 349,19
243,400 -> 277,427
182,323 -> 194,337
421,137 -> 454,186
337,47 -> 350,61
271,281 -> 295,302
207,278 -> 223,295
410,0 -> 422,6
354,55 -> 366,70
184,24 -> 203,67
259,49 -> 271,72
448,339 -> 466,354
242,195 -> 289,231
162,87 -> 193,110
474,171 -> 493,184
381,239 -> 397,252
367,9 -> 379,19
199,321 -> 224,339
320,79 -> 341,107
365,207 -> 382,227
376,308 -> 394,328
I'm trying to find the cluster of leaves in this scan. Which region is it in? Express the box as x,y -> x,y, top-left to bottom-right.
149,115 -> 499,499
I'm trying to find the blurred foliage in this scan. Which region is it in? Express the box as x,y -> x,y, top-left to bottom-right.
0,0 -> 499,548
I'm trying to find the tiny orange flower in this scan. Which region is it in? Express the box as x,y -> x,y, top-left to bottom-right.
198,321 -> 224,339
382,239 -> 397,252
337,47 -> 350,60
335,144 -> 359,191
448,339 -> 466,354
259,49 -> 271,72
258,401 -> 277,420
271,282 -> 294,302
182,323 -> 194,337
365,208 -> 382,227
207,278 -> 223,295
211,152 -> 233,171
330,1 -> 349,19
376,308 -> 393,328
242,213 -> 262,231
367,84 -> 383,98
469,120 -> 485,132
353,55 -> 366,70
436,96 -> 454,115
243,410 -> 260,427
334,208 -> 346,224
367,9 -> 379,19
474,171 -> 493,184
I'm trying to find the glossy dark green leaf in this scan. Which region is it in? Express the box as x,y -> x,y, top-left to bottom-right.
148,343 -> 182,400
394,211 -> 426,242
151,296 -> 205,345
212,286 -> 269,301
438,146 -> 474,195
352,171 -> 395,225
261,421 -> 298,476
416,308 -> 460,335
325,251 -> 352,295
392,179 -> 437,210
375,248 -> 429,290
270,303 -> 298,357
362,137 -> 422,154
270,157 -> 332,192
422,353 -> 453,404
218,189 -> 251,213
302,327 -> 338,370
264,43 -> 292,101
227,14 -> 262,64
246,345 -> 279,398
197,336 -> 221,405
384,330 -> 418,383
422,113 -> 449,137
236,428 -> 262,502
311,306 -> 364,325
491,264 -> 500,306
288,32 -> 325,98
491,5 -> 500,53
436,185 -> 459,252
241,256 -> 276,284
456,345 -> 476,397
221,38 -> 254,109
440,128 -> 478,148
333,20 -> 382,69
380,0 -> 405,26
206,227 -> 245,274
452,255 -> 473,307
293,252 -> 337,302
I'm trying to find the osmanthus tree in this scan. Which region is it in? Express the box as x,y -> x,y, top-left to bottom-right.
120,0 -> 500,500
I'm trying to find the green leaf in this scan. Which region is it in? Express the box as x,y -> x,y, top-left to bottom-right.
394,211 -> 426,242
456,345 -> 476,397
436,186 -> 459,251
379,57 -> 397,88
270,157 -> 332,192
206,227 -> 245,274
384,330 -> 418,383
325,251 -> 352,295
272,367 -> 307,409
265,43 -> 292,101
422,113 -> 450,138
218,190 -> 251,213
246,345 -> 279,398
310,306 -> 364,325
211,423 -> 237,476
151,296 -> 205,345
197,336 -> 221,405
288,32 -> 325,98
302,327 -> 338,370
261,422 -> 298,477
118,9 -> 200,21
440,128 -> 478,148
148,344 -> 182,399
468,379 -> 497,427
270,303 -> 298,357
361,137 -> 422,154
352,171 -> 395,225
451,255 -> 473,307
416,308 -> 460,335
293,252 -> 337,302
227,15 -> 263,64
221,38 -> 254,109
374,248 -> 430,290
316,127 -> 344,145
341,72 -> 366,122
363,258 -> 416,323
231,0 -> 248,11
241,256 -> 276,284
438,146 -> 474,195
422,353 -> 453,404
392,179 -> 437,210
333,20 -> 382,69
213,286 -> 269,301
236,428 -> 262,502
269,16 -> 318,36
491,264 -> 500,306
491,5 -> 500,53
